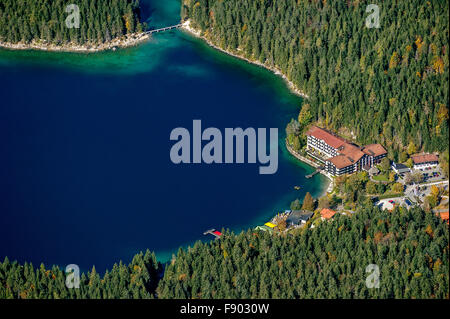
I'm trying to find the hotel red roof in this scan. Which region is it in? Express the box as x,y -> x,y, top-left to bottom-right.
306,126 -> 346,149
411,153 -> 439,164
328,155 -> 354,169
320,208 -> 336,220
362,144 -> 388,157
307,126 -> 388,170
213,230 -> 222,236
338,143 -> 365,163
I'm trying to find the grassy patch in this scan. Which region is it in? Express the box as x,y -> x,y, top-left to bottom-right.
372,174 -> 389,182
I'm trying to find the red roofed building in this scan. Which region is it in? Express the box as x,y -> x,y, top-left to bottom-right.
411,153 -> 439,170
328,155 -> 354,169
306,126 -> 346,153
306,125 -> 387,176
320,208 -> 337,220
438,211 -> 449,225
362,144 -> 388,165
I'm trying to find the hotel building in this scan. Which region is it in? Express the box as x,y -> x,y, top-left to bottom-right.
306,126 -> 387,176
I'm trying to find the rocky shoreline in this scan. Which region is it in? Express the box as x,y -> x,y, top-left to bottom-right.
0,32 -> 150,53
180,20 -> 309,99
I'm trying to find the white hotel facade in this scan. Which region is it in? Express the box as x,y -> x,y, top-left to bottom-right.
306,126 -> 387,176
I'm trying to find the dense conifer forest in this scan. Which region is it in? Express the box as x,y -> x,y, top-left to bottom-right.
181,0 -> 449,160
1,206 -> 448,298
0,250 -> 161,299
0,0 -> 144,45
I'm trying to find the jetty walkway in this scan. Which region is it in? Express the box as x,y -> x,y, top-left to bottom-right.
203,229 -> 222,239
144,24 -> 182,35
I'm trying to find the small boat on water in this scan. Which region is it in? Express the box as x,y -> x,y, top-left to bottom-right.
294,186 -> 301,190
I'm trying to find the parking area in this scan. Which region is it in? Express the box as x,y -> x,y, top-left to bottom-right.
397,167 -> 445,184
373,165 -> 448,211
420,167 -> 444,182
375,198 -> 403,210
374,195 -> 419,211
412,180 -> 448,196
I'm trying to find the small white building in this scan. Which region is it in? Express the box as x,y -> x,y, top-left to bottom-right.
392,162 -> 411,174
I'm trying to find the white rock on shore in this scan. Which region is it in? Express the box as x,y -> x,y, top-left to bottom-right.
0,33 -> 150,53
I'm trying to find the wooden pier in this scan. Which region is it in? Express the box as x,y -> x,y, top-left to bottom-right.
203,229 -> 222,239
144,24 -> 182,35
306,167 -> 324,179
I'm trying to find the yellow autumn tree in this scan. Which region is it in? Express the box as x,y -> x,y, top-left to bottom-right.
123,13 -> 133,33
392,182 -> 404,193
389,171 -> 396,182
432,56 -> 445,74
433,258 -> 443,272
430,185 -> 440,198
425,224 -> 434,238
389,51 -> 400,69
436,104 -> 449,125
415,36 -> 424,51
407,141 -> 416,155
406,158 -> 414,168
298,103 -> 313,126
389,97 -> 397,106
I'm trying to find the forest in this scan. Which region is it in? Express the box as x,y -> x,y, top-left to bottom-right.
0,250 -> 161,299
0,0 -> 144,45
181,0 -> 449,161
1,205 -> 448,298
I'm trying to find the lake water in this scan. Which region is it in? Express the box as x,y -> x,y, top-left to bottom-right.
0,0 -> 327,272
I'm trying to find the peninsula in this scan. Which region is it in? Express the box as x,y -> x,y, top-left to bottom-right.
0,0 -> 147,52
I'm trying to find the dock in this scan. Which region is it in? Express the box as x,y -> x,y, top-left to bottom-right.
144,24 -> 182,35
306,167 -> 324,179
203,229 -> 222,239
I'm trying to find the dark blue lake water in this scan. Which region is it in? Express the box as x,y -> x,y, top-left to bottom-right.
0,0 -> 327,272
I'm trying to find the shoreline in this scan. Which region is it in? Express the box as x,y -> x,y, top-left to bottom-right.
179,20 -> 330,197
285,141 -> 334,195
0,32 -> 150,53
180,20 -> 309,99
2,18 -> 331,264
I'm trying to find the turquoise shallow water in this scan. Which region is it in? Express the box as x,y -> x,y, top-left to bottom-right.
0,0 -> 327,272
